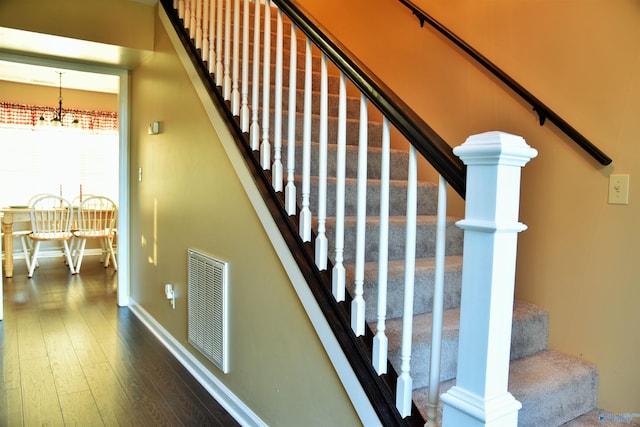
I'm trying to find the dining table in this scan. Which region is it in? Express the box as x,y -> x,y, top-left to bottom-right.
1,206 -> 31,278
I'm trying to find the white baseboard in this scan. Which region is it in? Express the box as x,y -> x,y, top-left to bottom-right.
128,300 -> 267,427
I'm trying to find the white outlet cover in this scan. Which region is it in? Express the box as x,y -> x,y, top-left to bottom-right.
608,174 -> 630,205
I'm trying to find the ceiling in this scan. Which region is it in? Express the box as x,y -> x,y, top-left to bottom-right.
0,59 -> 120,94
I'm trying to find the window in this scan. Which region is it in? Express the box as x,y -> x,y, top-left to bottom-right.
0,103 -> 118,207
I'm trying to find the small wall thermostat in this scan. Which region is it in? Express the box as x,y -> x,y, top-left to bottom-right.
148,121 -> 160,135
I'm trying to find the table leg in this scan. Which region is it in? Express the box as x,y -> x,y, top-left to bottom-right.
1,220 -> 14,278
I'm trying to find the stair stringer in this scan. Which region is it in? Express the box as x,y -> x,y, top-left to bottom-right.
159,4 -> 419,426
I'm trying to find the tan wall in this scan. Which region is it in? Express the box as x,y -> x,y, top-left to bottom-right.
128,11 -> 361,426
0,80 -> 117,112
297,0 -> 640,413
0,0 -> 154,51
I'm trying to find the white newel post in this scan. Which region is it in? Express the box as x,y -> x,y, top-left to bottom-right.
441,131 -> 537,427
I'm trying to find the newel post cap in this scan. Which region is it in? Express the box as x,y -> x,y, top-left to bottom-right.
453,131 -> 538,167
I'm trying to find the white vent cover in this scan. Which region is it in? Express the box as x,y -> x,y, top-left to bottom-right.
187,249 -> 229,373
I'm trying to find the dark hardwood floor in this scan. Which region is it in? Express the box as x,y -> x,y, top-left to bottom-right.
0,257 -> 240,426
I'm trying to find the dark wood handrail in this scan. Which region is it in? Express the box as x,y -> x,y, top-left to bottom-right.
273,0 -> 467,198
398,0 -> 612,166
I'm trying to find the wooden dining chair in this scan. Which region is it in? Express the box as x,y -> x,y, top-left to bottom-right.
73,196 -> 117,274
25,193 -> 57,270
28,195 -> 75,278
69,193 -> 95,258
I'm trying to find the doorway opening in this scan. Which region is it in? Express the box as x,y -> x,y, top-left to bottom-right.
0,53 -> 130,306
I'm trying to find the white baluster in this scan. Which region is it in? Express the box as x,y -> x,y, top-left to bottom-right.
315,53 -> 329,270
195,0 -> 203,50
190,0 -> 197,39
215,0 -> 223,86
284,24 -> 298,215
299,37 -> 313,242
260,0 -> 271,170
441,132 -> 536,427
174,0 -> 179,13
208,0 -> 216,74
231,0 -> 240,114
351,94 -> 368,336
223,0 -> 231,100
184,0 -> 191,31
201,0 -> 209,62
240,0 -> 250,132
372,117 -> 390,375
396,144 -> 417,417
426,174 -> 447,427
250,0 -> 261,150
272,8 -> 284,191
178,0 -> 185,19
331,72 -> 347,302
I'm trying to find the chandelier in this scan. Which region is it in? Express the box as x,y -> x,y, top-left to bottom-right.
38,72 -> 79,127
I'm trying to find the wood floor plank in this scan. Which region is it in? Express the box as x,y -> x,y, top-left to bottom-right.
41,311 -> 91,395
77,301 -> 119,350
20,355 -> 65,426
0,387 -> 24,426
83,361 -> 139,426
62,308 -> 109,366
103,339 -> 186,426
15,309 -> 48,361
0,315 -> 20,390
59,389 -> 104,426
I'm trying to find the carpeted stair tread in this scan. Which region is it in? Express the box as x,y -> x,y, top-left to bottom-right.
262,87 -> 364,117
380,301 -> 548,387
345,256 -> 462,320
510,350 -> 599,427
561,409 -> 640,426
411,350 -> 598,426
303,177 -> 437,217
325,215 -> 464,263
257,110 -> 384,147
286,142 -> 411,181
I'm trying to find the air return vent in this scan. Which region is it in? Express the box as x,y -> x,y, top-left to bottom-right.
187,249 -> 229,373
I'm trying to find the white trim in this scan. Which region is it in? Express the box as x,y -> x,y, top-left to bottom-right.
159,7 -> 381,426
128,300 -> 267,427
116,70 -> 131,307
0,229 -> 3,320
0,52 -> 130,308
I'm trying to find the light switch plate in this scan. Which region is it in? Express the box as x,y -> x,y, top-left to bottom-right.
608,174 -> 630,205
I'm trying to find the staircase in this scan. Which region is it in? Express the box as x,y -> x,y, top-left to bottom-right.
165,1 -> 603,425
299,56 -> 598,427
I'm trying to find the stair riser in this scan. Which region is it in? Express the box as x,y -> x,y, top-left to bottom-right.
512,352 -> 598,427
250,85 -> 363,119
210,32 -> 327,68
204,49 -> 326,83
300,178 -> 437,217
282,144 -> 409,181
345,258 -> 463,319
517,375 -> 598,426
255,111 -> 383,148
247,65 -> 343,95
324,217 -> 464,264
